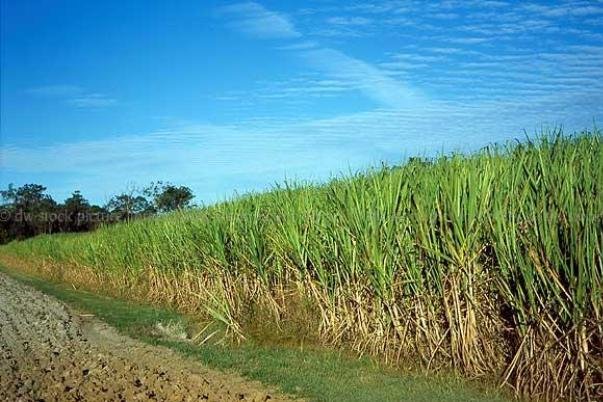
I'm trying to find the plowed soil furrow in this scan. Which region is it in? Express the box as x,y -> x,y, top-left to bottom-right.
0,273 -> 298,402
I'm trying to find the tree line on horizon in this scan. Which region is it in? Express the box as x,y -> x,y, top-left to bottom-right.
0,182 -> 194,244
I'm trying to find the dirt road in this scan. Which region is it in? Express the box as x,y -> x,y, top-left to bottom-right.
0,272 -> 297,402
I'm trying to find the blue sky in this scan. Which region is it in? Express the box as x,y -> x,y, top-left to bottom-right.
1,0 -> 602,205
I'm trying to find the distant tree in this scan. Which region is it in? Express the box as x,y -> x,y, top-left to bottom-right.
0,181 -> 194,243
1,183 -> 55,210
0,183 -> 58,239
63,190 -> 89,208
61,191 -> 99,232
106,194 -> 154,222
144,182 -> 194,212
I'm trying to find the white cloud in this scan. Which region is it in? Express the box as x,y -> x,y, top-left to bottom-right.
26,85 -> 116,109
215,1 -> 603,114
446,37 -> 489,45
67,94 -> 117,108
25,85 -> 82,97
326,16 -> 373,26
218,2 -> 300,39
276,41 -> 318,50
217,3 -> 421,108
523,4 -> 603,18
298,47 -> 424,109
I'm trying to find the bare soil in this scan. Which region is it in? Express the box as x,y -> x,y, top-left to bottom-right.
0,272 -> 299,402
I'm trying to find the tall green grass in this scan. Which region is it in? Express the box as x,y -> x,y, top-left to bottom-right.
2,131 -> 601,400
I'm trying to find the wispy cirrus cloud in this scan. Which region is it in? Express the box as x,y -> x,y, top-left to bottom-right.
25,85 -> 82,97
522,3 -> 603,18
218,2 -> 422,108
67,94 -> 117,108
218,2 -> 301,39
276,41 -> 318,50
325,16 -> 373,26
294,0 -> 603,42
26,85 -> 116,109
297,47 -> 424,108
216,1 -> 603,113
378,43 -> 603,103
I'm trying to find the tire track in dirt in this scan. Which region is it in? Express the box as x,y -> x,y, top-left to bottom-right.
0,272 -> 300,402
